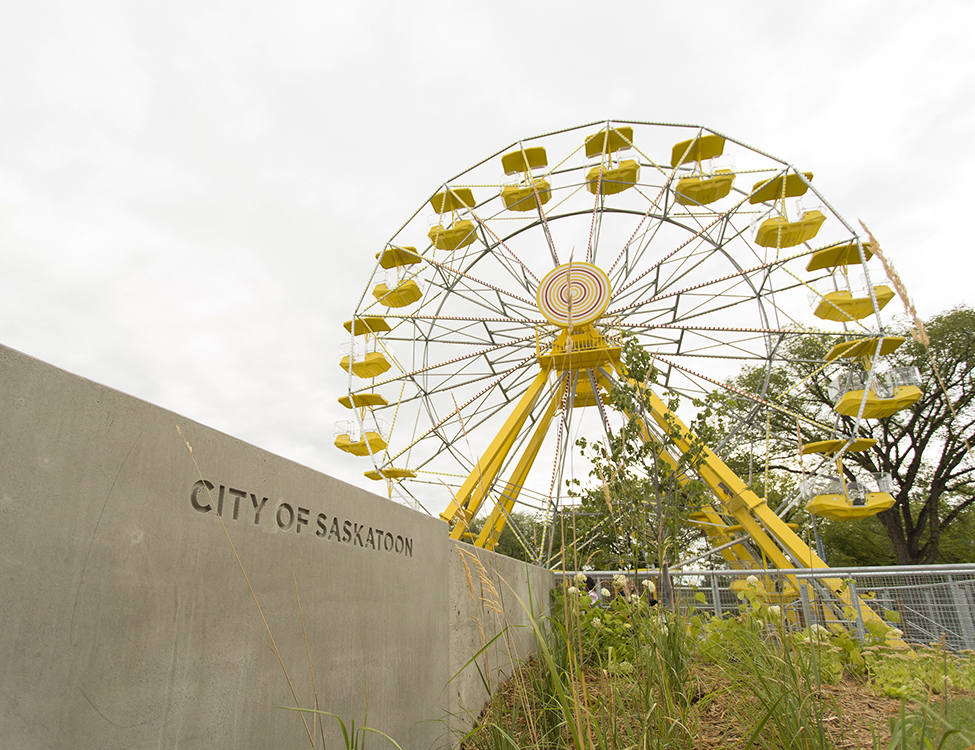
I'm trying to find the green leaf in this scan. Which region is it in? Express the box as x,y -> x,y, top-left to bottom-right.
884,609 -> 902,624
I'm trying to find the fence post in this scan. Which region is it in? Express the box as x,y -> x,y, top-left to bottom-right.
948,575 -> 975,651
710,573 -> 722,618
848,580 -> 867,642
799,578 -> 812,630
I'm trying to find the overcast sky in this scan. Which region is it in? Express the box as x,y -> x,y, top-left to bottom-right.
3,1 -> 973,496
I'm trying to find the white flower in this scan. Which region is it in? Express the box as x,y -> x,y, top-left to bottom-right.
887,628 -> 903,639
642,580 -> 656,595
613,574 -> 627,591
592,618 -> 602,628
610,660 -> 635,676
746,575 -> 759,587
600,588 -> 610,598
567,586 -> 579,595
575,572 -> 588,586
768,605 -> 781,620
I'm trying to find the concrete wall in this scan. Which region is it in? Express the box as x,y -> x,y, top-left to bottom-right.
0,343 -> 553,749
447,543 -> 551,736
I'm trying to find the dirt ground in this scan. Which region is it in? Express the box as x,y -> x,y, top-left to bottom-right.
464,659 -> 965,749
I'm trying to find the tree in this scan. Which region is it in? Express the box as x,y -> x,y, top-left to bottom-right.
702,306 -> 975,566
466,510 -> 538,563
555,335 -> 708,571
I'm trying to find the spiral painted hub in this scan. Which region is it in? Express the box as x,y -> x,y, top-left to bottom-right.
536,262 -> 612,328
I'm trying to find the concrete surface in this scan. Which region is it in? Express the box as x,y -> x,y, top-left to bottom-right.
447,542 -> 552,738
2,342 -> 529,749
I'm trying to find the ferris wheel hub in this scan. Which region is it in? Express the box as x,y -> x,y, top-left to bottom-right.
536,262 -> 612,328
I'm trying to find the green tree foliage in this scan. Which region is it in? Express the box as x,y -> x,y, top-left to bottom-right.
702,306 -> 975,566
466,510 -> 540,563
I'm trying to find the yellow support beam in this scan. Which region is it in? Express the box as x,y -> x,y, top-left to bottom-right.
476,393 -> 561,551
443,369 -> 551,538
627,378 -> 889,629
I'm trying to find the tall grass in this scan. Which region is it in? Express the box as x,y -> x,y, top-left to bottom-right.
459,574 -> 913,750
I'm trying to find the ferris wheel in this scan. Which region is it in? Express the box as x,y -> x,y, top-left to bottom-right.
335,120 -> 905,572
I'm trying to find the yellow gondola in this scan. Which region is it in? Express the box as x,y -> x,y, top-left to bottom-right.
501,180 -> 552,212
585,126 -> 633,158
373,278 -> 422,307
587,160 -> 640,195
754,211 -> 826,248
670,134 -> 725,167
813,286 -> 895,322
830,367 -> 923,419
501,147 -> 547,175
429,189 -> 476,214
675,170 -> 735,206
343,317 -> 390,336
806,241 -> 873,272
338,393 -> 389,409
340,351 -> 391,379
801,438 -> 895,521
805,487 -> 895,521
364,468 -> 418,481
376,246 -> 421,269
428,220 -> 477,251
749,171 -> 813,204
334,431 -> 389,456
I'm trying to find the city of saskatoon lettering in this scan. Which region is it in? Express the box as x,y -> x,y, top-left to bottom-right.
190,480 -> 414,557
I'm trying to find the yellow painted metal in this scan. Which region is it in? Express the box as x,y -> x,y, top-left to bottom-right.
806,241 -> 873,272
476,394 -> 561,551
670,134 -> 725,167
338,393 -> 389,409
805,491 -> 895,521
675,170 -> 735,205
814,286 -> 894,322
373,279 -> 422,307
334,431 -> 388,456
825,336 -> 906,362
502,147 -> 548,175
687,507 -> 760,568
754,211 -> 826,248
429,188 -> 476,214
501,180 -> 552,212
628,379 -> 889,627
802,438 -> 877,455
585,126 -> 634,158
340,352 -> 391,379
441,369 -> 551,536
833,385 -> 922,418
376,246 -> 421,269
749,172 -> 814,204
586,160 -> 640,195
344,317 -> 391,336
364,467 -> 417,481
428,220 -> 477,251
559,371 -> 610,408
535,326 -> 623,372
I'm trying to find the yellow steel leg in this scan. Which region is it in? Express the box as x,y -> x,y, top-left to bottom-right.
443,368 -> 551,539
476,393 -> 561,551
630,379 -> 890,630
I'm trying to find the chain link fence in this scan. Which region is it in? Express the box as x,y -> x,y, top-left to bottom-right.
559,564 -> 975,651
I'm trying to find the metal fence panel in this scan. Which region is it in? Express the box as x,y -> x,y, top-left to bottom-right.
558,565 -> 975,651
